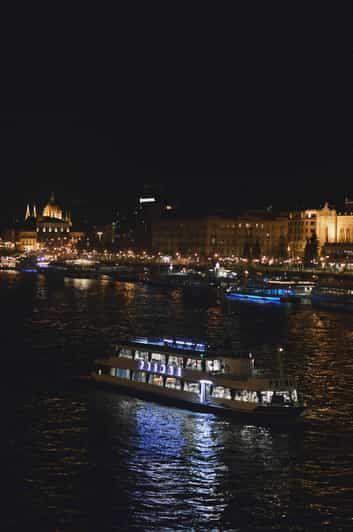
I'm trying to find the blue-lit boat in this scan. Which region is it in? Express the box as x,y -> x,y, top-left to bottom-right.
225,279 -> 310,304
226,289 -> 282,303
92,337 -> 305,425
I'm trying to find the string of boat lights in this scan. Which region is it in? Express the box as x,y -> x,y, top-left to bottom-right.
131,337 -> 207,352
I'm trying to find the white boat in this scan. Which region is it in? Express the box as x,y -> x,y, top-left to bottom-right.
92,338 -> 305,425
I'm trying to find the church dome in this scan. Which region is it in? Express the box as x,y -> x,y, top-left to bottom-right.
42,192 -> 62,220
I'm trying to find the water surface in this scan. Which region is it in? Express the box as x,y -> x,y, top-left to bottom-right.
0,272 -> 352,530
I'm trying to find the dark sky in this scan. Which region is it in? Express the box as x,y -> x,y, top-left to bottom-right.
1,2 -> 351,226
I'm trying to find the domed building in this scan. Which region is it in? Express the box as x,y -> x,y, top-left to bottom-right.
3,193 -> 84,251
42,192 -> 63,220
36,193 -> 72,244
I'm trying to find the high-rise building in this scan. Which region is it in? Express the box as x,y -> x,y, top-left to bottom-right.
135,185 -> 163,251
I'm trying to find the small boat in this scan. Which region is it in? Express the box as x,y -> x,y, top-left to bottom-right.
92,337 -> 305,425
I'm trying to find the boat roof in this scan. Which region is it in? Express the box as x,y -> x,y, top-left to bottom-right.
118,337 -> 230,359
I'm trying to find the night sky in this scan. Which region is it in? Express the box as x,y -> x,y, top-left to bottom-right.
1,2 -> 351,226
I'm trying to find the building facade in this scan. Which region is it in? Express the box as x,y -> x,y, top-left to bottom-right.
35,193 -> 72,244
288,200 -> 353,258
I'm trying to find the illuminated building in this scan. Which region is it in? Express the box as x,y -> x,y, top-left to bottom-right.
289,199 -> 353,257
36,193 -> 72,244
3,193 -> 80,251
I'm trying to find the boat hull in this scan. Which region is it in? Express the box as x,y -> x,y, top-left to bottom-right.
226,293 -> 282,303
92,374 -> 305,426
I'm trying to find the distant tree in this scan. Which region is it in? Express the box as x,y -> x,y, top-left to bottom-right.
304,232 -> 319,266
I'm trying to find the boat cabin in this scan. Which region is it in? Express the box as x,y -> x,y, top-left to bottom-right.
94,337 -> 299,407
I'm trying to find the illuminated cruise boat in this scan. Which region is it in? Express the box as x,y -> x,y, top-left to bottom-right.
92,338 -> 305,425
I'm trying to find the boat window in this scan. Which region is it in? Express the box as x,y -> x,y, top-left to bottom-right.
184,382 -> 200,393
98,366 -> 111,376
151,352 -> 166,364
134,350 -> 149,361
120,348 -> 133,359
150,374 -> 164,386
116,368 -> 130,379
261,391 -> 273,404
212,386 -> 231,399
206,360 -> 222,372
132,371 -> 147,383
168,355 -> 184,367
271,391 -> 292,404
186,358 -> 203,371
165,377 -> 182,390
233,390 -> 258,402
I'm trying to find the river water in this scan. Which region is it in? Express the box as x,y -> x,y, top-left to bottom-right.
0,271 -> 352,531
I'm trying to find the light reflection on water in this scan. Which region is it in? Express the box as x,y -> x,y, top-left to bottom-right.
0,272 -> 353,530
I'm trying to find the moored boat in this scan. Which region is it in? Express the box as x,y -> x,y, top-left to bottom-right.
92,337 -> 305,425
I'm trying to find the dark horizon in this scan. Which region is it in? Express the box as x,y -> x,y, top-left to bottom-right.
0,4 -> 351,225
0,110 -> 351,226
